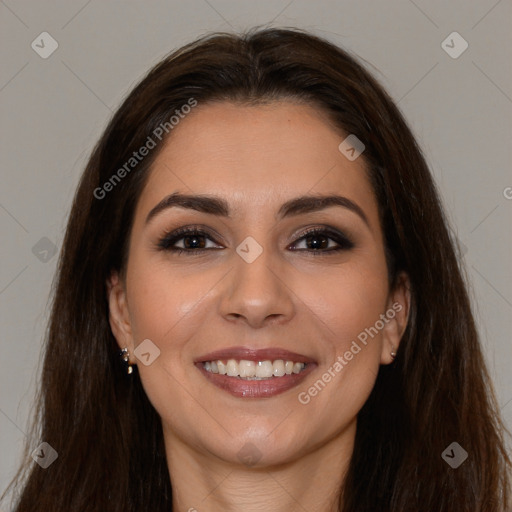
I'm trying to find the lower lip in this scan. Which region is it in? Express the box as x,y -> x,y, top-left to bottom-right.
196,363 -> 316,398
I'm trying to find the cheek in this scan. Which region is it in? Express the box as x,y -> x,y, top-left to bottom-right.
292,258 -> 388,415
126,258 -> 208,345
299,258 -> 389,350
298,261 -> 389,412
124,260 -> 208,420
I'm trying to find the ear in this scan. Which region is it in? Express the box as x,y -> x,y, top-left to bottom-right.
106,271 -> 135,364
380,271 -> 411,365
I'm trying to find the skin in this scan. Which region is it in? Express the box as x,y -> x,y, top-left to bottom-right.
107,101 -> 410,512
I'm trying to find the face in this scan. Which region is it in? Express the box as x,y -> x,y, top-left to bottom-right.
108,100 -> 409,468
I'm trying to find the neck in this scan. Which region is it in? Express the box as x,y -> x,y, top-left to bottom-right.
164,420 -> 356,512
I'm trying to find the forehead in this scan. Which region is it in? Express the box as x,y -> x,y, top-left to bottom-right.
135,101 -> 379,226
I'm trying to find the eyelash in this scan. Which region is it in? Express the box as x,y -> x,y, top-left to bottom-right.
156,225 -> 354,256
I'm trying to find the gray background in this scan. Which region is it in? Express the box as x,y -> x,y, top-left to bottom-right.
1,0 -> 511,498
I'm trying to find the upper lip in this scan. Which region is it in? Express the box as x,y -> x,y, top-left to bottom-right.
195,346 -> 316,364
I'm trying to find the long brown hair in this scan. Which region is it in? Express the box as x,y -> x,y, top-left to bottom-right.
3,27 -> 510,511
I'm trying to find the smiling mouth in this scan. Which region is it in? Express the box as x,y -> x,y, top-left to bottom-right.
202,359 -> 307,379
195,348 -> 316,398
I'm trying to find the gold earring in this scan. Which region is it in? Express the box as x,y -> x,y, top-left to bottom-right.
119,347 -> 133,374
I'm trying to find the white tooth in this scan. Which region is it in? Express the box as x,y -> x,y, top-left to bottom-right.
217,360 -> 227,375
226,359 -> 239,377
285,361 -> 294,374
239,360 -> 256,377
204,361 -> 211,372
210,361 -> 218,373
255,360 -> 273,378
292,362 -> 303,374
273,360 -> 285,377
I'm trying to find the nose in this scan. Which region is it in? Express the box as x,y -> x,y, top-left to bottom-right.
218,247 -> 295,329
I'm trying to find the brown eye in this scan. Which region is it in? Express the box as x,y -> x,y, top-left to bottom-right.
289,228 -> 354,254
157,227 -> 222,253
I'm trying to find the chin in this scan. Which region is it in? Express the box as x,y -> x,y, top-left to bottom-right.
203,423 -> 312,468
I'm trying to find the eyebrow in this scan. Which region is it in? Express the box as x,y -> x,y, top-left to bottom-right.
145,192 -> 370,228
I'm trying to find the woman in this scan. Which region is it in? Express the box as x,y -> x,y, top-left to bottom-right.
2,27 -> 510,511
